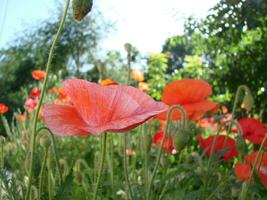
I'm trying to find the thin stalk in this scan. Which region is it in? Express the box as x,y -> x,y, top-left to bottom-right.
107,135 -> 114,196
93,133 -> 107,200
142,125 -> 149,194
146,105 -> 187,200
38,148 -> 48,199
122,44 -> 133,200
25,1 -> 69,198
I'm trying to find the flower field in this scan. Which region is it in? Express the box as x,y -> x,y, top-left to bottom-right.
0,0 -> 267,200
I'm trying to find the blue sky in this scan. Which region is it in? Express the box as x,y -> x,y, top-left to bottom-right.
0,0 -> 219,53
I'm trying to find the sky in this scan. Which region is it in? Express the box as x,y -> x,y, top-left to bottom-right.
0,0 -> 219,54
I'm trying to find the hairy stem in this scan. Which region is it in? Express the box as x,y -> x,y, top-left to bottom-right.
93,133 -> 107,200
25,1 -> 70,199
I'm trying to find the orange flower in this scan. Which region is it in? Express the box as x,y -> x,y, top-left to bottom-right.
17,114 -> 27,121
131,69 -> 144,82
138,82 -> 149,92
43,79 -> 168,136
32,70 -> 46,80
157,79 -> 218,121
0,103 -> 8,114
100,79 -> 118,86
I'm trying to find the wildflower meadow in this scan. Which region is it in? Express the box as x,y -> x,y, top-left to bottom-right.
0,0 -> 267,199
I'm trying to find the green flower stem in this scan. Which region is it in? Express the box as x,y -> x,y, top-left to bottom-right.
93,133 -> 107,200
122,45 -> 133,200
107,135 -> 115,196
37,127 -> 62,184
142,125 -> 149,195
38,148 -> 48,200
146,105 -> 187,200
25,1 -> 70,199
239,135 -> 267,200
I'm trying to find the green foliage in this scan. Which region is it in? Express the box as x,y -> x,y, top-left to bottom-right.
147,53 -> 168,100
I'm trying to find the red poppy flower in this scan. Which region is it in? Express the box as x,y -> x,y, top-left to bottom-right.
43,79 -> 168,136
237,118 -> 267,145
0,103 -> 8,114
235,163 -> 251,182
152,131 -> 174,154
157,79 -> 218,121
32,70 -> 46,80
197,134 -> 238,161
29,88 -> 41,99
244,151 -> 267,188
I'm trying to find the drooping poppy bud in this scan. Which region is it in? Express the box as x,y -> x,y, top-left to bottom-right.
173,129 -> 189,152
39,135 -> 51,149
72,0 -> 93,21
241,91 -> 254,111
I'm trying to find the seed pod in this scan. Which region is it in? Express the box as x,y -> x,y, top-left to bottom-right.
124,43 -> 132,53
72,0 -> 93,21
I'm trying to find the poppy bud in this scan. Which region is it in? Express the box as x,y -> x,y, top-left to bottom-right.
39,135 -> 51,149
236,137 -> 247,156
241,92 -> 254,111
173,129 -> 189,152
72,0 -> 93,21
124,43 -> 132,53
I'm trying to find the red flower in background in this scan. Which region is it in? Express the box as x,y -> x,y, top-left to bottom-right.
197,134 -> 238,161
43,79 -> 168,136
157,79 -> 218,121
237,118 -> 267,145
0,103 -> 8,114
24,98 -> 38,112
32,70 -> 46,80
29,88 -> 41,99
240,151 -> 267,188
152,131 -> 174,154
235,163 -> 251,182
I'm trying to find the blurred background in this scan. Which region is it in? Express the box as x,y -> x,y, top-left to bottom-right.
0,0 -> 267,121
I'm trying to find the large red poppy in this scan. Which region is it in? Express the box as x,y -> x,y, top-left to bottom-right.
43,79 -> 168,136
152,131 -> 174,154
237,118 -> 267,145
244,151 -> 267,188
235,163 -> 251,183
157,79 -> 217,121
197,134 -> 238,161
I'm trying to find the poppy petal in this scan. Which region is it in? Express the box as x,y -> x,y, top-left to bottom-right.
62,79 -> 168,135
162,79 -> 212,105
235,163 -> 251,182
43,104 -> 90,136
